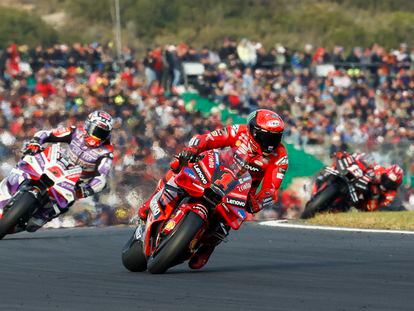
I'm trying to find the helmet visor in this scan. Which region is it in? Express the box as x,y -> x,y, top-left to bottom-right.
250,124 -> 283,153
381,174 -> 399,190
88,124 -> 111,141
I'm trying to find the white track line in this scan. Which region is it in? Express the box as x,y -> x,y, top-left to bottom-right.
260,220 -> 414,235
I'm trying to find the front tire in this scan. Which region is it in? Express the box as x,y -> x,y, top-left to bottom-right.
122,234 -> 147,272
0,191 -> 38,239
301,184 -> 340,219
147,212 -> 204,274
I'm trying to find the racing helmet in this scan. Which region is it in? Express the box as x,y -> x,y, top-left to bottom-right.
380,164 -> 403,191
84,110 -> 113,147
247,109 -> 284,153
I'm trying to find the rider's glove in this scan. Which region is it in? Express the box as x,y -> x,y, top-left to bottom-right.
75,185 -> 94,199
247,192 -> 276,214
23,139 -> 42,155
177,147 -> 198,163
246,198 -> 260,214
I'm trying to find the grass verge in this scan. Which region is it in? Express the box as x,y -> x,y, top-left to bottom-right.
304,210 -> 414,231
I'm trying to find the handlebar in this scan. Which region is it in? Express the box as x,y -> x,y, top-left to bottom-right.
170,154 -> 205,173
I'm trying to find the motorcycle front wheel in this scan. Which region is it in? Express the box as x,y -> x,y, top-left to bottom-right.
147,212 -> 204,274
0,191 -> 38,239
301,184 -> 341,219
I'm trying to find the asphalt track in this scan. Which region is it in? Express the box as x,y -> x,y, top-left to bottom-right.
0,225 -> 413,311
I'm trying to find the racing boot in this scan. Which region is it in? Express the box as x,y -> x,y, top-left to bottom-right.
188,242 -> 217,270
26,203 -> 62,232
188,228 -> 226,270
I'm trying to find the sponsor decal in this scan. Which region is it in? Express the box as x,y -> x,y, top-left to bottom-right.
58,156 -> 70,168
52,127 -> 71,137
208,153 -> 215,168
234,155 -> 260,172
57,181 -> 75,191
49,166 -> 62,178
238,142 -> 250,154
237,183 -> 251,192
35,154 -> 45,168
254,160 -> 263,166
134,225 -> 144,240
226,197 -> 246,207
193,164 -> 208,184
275,156 -> 288,166
98,111 -> 111,120
150,198 -> 161,217
388,173 -> 397,181
266,120 -> 280,127
189,137 -> 200,147
237,208 -> 246,219
221,203 -> 230,213
164,219 -> 176,231
184,168 -> 197,180
214,152 -> 220,166
231,125 -> 239,136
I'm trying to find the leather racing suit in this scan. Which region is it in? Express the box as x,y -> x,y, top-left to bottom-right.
0,126 -> 113,230
313,152 -> 397,211
137,124 -> 288,269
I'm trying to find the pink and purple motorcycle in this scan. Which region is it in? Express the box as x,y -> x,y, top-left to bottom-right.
0,144 -> 82,239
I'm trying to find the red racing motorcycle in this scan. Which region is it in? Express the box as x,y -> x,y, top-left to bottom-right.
122,148 -> 252,274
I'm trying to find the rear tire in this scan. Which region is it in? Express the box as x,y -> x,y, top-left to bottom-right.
301,184 -> 340,219
122,235 -> 147,272
0,191 -> 38,239
147,212 -> 204,274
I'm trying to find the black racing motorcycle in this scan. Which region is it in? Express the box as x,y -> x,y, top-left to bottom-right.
301,156 -> 373,219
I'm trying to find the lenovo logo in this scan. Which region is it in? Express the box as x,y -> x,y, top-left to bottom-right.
193,164 -> 208,184
226,198 -> 246,207
235,156 -> 260,172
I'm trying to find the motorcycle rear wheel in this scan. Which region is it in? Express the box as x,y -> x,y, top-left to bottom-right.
147,212 -> 204,274
301,184 -> 340,219
122,234 -> 147,272
0,191 -> 38,239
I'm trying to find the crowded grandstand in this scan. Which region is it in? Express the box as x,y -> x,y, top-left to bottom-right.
0,39 -> 412,226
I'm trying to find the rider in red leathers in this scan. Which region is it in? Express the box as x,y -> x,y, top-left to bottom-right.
314,151 -> 403,212
363,164 -> 403,211
138,109 -> 288,269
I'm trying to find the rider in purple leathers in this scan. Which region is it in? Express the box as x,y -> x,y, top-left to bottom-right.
0,110 -> 114,231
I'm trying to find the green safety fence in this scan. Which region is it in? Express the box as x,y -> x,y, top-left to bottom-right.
181,92 -> 325,188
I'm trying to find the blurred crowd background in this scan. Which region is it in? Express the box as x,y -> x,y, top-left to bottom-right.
0,38 -> 413,227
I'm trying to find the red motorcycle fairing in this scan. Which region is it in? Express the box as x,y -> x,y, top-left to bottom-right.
143,199 -> 209,257
161,203 -> 208,237
141,148 -> 252,262
216,202 -> 248,230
